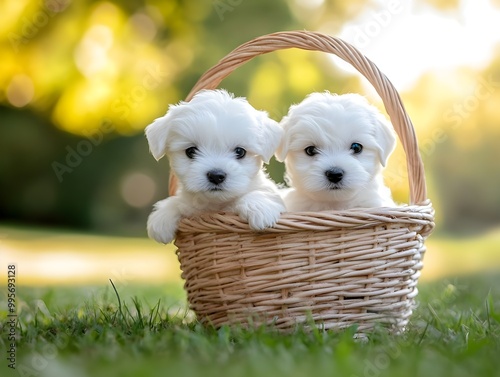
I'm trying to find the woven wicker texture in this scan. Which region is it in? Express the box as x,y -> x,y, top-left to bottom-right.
172,31 -> 435,332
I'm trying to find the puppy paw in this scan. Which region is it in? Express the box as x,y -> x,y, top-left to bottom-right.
147,199 -> 181,244
235,193 -> 285,231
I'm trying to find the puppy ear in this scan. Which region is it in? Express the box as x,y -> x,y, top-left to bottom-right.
374,115 -> 397,167
275,115 -> 291,162
145,111 -> 173,161
254,112 -> 284,163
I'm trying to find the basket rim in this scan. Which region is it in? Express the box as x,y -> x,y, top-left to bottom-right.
177,199 -> 435,236
169,30 -> 428,206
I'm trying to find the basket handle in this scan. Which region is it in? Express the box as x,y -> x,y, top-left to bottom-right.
169,30 -> 427,205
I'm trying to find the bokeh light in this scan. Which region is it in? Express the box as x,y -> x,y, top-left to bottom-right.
121,172 -> 157,208
6,74 -> 35,107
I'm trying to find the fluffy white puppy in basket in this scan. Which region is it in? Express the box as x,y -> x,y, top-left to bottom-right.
146,89 -> 285,244
276,92 -> 397,211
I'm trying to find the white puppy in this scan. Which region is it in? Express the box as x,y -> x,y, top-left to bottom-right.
276,92 -> 397,212
145,89 -> 285,244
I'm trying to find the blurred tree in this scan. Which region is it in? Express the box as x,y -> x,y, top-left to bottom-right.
0,0 -> 367,234
1,0 -> 373,136
1,0 -> 499,236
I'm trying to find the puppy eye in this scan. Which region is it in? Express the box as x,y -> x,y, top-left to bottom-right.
304,146 -> 318,156
350,143 -> 363,154
234,147 -> 246,159
185,146 -> 198,159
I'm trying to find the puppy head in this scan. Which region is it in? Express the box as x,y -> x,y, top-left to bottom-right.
277,92 -> 396,202
145,89 -> 282,201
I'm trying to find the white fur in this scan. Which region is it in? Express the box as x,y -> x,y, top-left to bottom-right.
145,89 -> 285,244
276,92 -> 397,212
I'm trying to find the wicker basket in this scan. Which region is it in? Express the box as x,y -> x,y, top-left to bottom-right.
172,31 -> 435,333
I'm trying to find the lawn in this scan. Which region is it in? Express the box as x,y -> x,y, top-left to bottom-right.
1,273 -> 499,377
1,226 -> 500,377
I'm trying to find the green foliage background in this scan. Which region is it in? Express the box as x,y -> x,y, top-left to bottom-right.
1,0 -> 499,236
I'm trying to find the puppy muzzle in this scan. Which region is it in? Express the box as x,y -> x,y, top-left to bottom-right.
324,168 -> 344,190
206,169 -> 227,190
325,168 -> 344,183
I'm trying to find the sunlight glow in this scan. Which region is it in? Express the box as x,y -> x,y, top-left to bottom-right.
334,0 -> 500,90
0,228 -> 181,285
52,79 -> 113,134
74,25 -> 114,78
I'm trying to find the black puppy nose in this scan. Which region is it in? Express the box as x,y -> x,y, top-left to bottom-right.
207,169 -> 227,185
325,168 -> 344,183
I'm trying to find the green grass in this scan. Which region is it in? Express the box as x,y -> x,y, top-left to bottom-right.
2,273 -> 500,377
